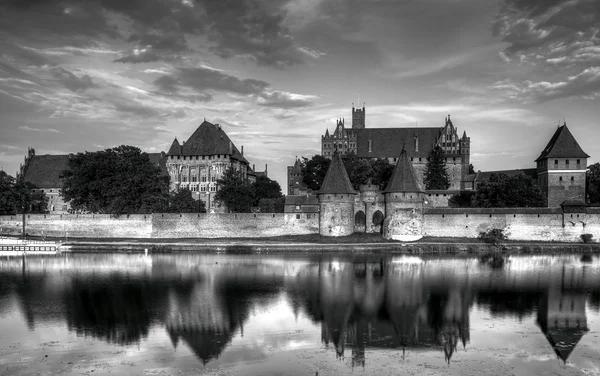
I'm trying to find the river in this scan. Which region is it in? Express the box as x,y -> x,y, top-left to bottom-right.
0,252 -> 599,375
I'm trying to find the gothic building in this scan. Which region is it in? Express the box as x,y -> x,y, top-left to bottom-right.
320,105 -> 471,190
165,120 -> 265,213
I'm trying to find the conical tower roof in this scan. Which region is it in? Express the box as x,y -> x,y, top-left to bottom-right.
535,123 -> 589,162
318,152 -> 356,195
383,146 -> 424,193
167,138 -> 181,155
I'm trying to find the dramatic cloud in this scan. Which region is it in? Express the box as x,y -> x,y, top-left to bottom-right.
0,0 -> 316,68
154,65 -> 317,109
49,67 -> 97,92
492,0 -> 600,101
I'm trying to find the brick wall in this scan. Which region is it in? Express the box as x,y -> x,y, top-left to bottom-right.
0,213 -> 319,238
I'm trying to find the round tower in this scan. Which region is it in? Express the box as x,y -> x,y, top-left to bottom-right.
318,153 -> 357,236
382,147 -> 425,241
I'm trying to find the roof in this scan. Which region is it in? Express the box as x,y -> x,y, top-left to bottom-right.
168,121 -> 249,164
285,195 -> 319,206
290,158 -> 302,173
353,127 -> 443,158
474,169 -> 538,183
535,124 -> 589,162
22,154 -> 70,188
318,153 -> 357,195
383,147 -> 424,193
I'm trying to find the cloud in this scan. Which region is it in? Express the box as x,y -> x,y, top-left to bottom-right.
491,67 -> 600,103
114,33 -> 188,63
492,0 -> 600,101
154,65 -> 317,109
49,67 -> 97,92
1,0 -> 318,68
19,125 -> 60,133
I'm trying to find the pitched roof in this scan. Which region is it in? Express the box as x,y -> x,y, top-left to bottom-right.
167,138 -> 181,155
168,121 -> 248,164
285,195 -> 319,206
383,147 -> 424,193
352,127 -> 443,158
22,154 -> 70,188
535,124 -> 589,162
318,153 -> 356,195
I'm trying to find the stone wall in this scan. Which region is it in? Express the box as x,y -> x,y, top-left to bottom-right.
0,213 -> 318,239
424,207 -> 599,242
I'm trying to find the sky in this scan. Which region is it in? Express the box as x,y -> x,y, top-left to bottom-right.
1,0 -> 600,191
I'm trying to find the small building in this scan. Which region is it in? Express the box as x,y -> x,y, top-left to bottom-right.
284,195 -> 319,215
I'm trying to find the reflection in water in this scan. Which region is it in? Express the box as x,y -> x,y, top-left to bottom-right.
0,253 -> 599,371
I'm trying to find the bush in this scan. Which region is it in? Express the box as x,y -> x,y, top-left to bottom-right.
479,228 -> 507,245
581,234 -> 593,243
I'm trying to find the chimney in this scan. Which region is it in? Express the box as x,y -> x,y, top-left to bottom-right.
229,141 -> 232,154
253,164 -> 255,171
265,164 -> 268,174
241,145 -> 244,156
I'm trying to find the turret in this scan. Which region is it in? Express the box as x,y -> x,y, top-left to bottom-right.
352,104 -> 366,129
317,152 -> 357,236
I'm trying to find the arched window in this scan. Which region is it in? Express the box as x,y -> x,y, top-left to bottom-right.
372,210 -> 384,225
355,211 -> 366,227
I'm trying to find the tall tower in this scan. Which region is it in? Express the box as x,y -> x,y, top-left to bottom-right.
352,105 -> 365,129
535,123 -> 589,207
459,130 -> 471,189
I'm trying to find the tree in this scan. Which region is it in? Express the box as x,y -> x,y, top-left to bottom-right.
61,145 -> 170,214
468,163 -> 476,175
252,175 -> 282,206
168,188 -> 205,213
215,168 -> 255,213
301,155 -> 331,191
370,158 -> 394,189
348,159 -> 373,189
472,173 -> 546,207
587,163 -> 600,204
423,146 -> 450,190
0,171 -> 48,215
448,191 -> 476,208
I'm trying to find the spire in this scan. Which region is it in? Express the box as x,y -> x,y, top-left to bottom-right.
325,128 -> 330,137
318,152 -> 356,195
535,123 -> 589,162
462,130 -> 467,139
383,146 -> 424,193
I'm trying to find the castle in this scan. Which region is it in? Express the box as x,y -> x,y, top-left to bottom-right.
16,120 -> 266,214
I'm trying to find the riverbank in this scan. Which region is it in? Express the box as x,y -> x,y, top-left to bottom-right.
3,233 -> 599,254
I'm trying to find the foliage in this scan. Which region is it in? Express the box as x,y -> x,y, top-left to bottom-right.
479,228 -> 507,244
448,191 -> 476,208
424,146 -> 450,190
586,163 -> 600,204
257,197 -> 285,213
472,173 -> 546,208
252,175 -> 283,205
0,171 -> 48,215
370,158 -> 394,189
168,188 -> 205,213
581,233 -> 593,244
215,168 -> 255,213
300,155 -> 331,191
348,159 -> 373,189
61,145 -> 170,214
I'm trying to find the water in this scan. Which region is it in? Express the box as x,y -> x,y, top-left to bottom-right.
0,252 -> 599,375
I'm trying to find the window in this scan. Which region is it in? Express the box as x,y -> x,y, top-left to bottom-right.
182,176 -> 188,182
295,205 -> 300,210
577,159 -> 581,165
419,157 -> 422,162
210,185 -> 216,192
566,159 -> 569,165
201,176 -> 207,182
296,214 -> 300,219
192,176 -> 197,182
559,176 -> 563,181
555,159 -> 558,165
201,185 -> 206,192
571,176 -> 575,181
211,176 -> 216,182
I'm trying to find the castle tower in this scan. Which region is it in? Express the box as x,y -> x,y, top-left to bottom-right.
317,152 -> 357,236
359,179 -> 385,233
352,104 -> 365,129
382,147 -> 425,241
535,123 -> 589,207
459,130 -> 471,189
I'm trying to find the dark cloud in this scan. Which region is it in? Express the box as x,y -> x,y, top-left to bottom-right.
154,65 -> 317,108
154,66 -> 270,95
49,67 -> 97,92
1,0 -> 315,68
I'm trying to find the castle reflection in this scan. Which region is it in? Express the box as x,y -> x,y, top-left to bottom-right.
0,253 -> 598,367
